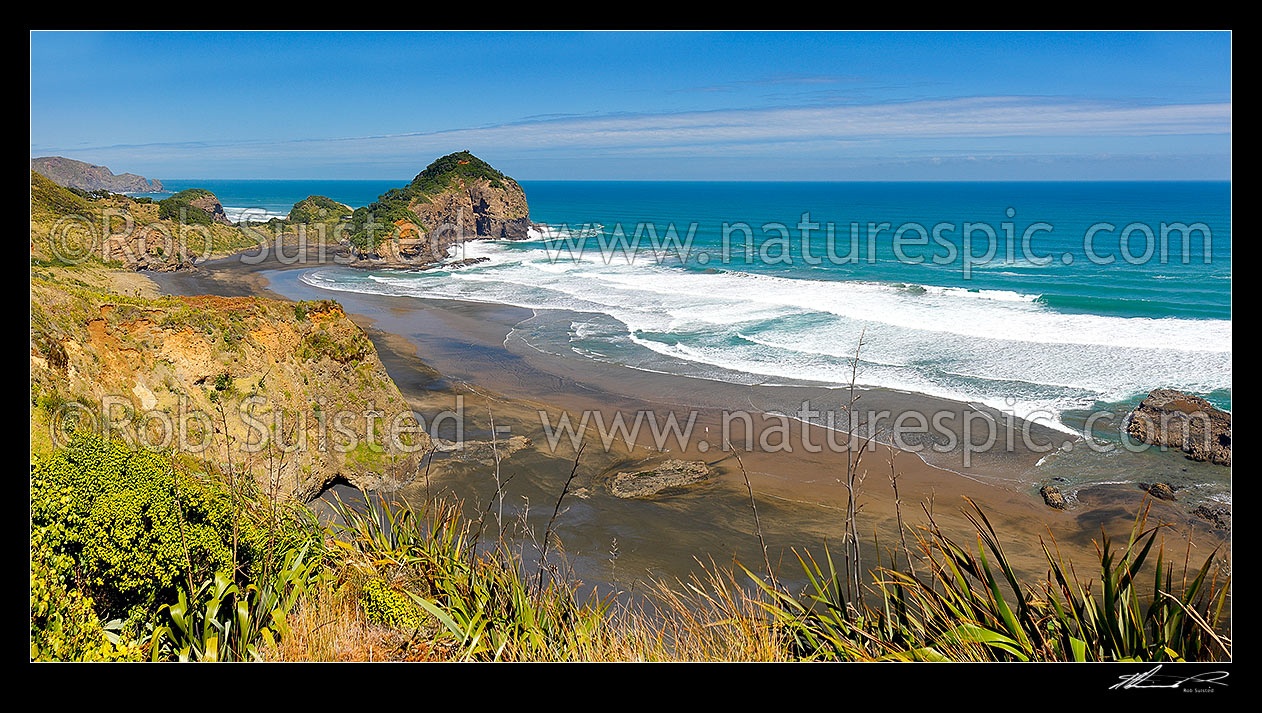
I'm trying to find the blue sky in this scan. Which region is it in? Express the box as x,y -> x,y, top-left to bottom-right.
29,31 -> 1231,180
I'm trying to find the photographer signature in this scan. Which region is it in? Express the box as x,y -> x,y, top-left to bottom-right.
1111,665 -> 1228,691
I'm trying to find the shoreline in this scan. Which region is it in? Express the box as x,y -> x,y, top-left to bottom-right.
148,248 -> 1229,591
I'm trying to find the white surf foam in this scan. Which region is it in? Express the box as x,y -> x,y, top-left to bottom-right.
223,206 -> 289,223
298,240 -> 1232,427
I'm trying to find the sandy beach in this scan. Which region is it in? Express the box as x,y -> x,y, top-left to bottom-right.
150,247 -> 1229,594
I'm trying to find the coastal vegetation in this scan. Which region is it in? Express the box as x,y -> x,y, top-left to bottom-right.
30,433 -> 1230,661
30,271 -> 424,497
158,189 -> 223,226
30,172 -> 260,269
287,195 -> 351,225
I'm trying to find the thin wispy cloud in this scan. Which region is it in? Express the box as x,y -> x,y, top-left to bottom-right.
32,95 -> 1230,175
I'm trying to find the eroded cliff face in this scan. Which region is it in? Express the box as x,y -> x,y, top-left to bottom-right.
409,175 -> 531,246
31,282 -> 428,500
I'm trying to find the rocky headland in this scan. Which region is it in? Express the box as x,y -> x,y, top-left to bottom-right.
31,156 -> 164,193
158,188 -> 232,226
31,171 -> 257,272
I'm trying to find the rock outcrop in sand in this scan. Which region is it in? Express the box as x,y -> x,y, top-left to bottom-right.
1192,504 -> 1232,531
435,435 -> 531,466
1126,389 -> 1231,466
1139,482 -> 1179,501
607,459 -> 711,498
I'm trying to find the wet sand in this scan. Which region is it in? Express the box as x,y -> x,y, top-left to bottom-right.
151,249 -> 1229,594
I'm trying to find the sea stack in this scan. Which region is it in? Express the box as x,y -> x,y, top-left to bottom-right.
342,151 -> 532,267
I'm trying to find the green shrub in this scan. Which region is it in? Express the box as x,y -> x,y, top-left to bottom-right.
359,578 -> 424,629
300,327 -> 369,365
30,434 -> 256,615
30,529 -> 139,661
410,150 -> 508,194
288,195 -> 349,224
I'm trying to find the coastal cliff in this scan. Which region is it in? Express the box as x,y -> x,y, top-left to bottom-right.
31,156 -> 164,193
31,169 -> 427,501
340,151 -> 532,267
30,281 -> 427,500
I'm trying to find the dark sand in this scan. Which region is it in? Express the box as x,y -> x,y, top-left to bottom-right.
152,248 -> 1229,595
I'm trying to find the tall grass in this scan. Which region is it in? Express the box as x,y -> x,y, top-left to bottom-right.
264,493 -> 1228,662
322,496 -> 619,661
150,544 -> 321,661
749,499 -> 1229,662
97,435 -> 1226,662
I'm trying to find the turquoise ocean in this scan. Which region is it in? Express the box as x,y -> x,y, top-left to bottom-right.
147,179 -> 1232,501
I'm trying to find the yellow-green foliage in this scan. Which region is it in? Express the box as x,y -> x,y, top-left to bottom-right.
30,530 -> 140,661
359,578 -> 424,629
30,434 -> 258,613
30,170 -> 89,220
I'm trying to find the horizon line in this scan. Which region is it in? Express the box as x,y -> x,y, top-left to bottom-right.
148,177 -> 1233,183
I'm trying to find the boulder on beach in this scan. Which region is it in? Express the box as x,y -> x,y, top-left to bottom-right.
1126,389 -> 1230,466
1192,504 -> 1231,531
1039,485 -> 1067,510
608,459 -> 711,499
1139,482 -> 1178,501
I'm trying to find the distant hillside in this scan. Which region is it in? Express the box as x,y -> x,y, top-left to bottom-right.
30,156 -> 164,193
